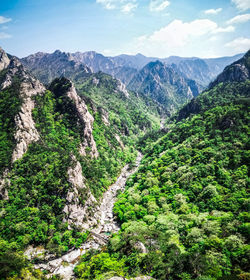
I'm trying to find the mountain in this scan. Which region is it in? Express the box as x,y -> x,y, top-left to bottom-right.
128,60 -> 200,113
170,58 -> 212,87
110,53 -> 156,69
209,50 -> 250,88
82,50 -> 249,280
21,50 -> 92,84
176,50 -> 250,121
204,53 -> 244,77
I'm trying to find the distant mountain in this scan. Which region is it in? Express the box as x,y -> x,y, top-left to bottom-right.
176,49 -> 250,121
161,54 -> 244,86
22,51 -> 243,88
204,53 -> 244,77
209,50 -> 250,88
170,59 -> 211,87
110,53 -> 156,69
21,50 -> 92,84
128,60 -> 200,113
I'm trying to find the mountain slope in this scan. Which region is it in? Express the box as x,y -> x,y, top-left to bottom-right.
128,60 -> 200,113
21,50 -> 92,84
209,50 -> 250,88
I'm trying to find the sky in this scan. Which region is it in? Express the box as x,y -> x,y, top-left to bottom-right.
0,0 -> 250,58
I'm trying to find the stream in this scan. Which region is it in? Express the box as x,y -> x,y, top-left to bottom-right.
33,152 -> 143,279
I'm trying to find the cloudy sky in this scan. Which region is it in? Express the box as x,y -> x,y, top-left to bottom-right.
0,0 -> 250,58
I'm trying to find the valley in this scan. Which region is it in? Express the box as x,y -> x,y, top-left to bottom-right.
0,46 -> 249,280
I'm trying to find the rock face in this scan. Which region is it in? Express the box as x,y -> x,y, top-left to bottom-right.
0,50 -> 45,162
66,82 -> 99,158
9,59 -> 45,162
0,169 -> 9,200
63,156 -> 98,229
0,47 -> 10,71
116,79 -> 129,98
209,50 -> 250,88
128,60 -> 200,113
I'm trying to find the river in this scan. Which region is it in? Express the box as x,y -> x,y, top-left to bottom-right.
33,152 -> 143,279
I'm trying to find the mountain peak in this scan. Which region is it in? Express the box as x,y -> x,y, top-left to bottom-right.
0,47 -> 10,71
209,49 -> 250,88
146,60 -> 164,68
54,49 -> 63,54
135,53 -> 145,57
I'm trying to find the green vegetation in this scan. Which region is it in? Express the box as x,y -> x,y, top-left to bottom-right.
176,81 -> 250,121
76,72 -> 161,141
75,81 -> 250,280
0,75 -> 22,173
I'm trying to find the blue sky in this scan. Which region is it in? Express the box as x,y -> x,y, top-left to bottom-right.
0,0 -> 250,58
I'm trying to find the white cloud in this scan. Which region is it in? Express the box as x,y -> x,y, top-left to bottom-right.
140,19 -> 234,47
122,19 -> 236,57
149,0 -> 170,12
225,37 -> 250,52
231,0 -> 250,11
96,0 -> 116,9
0,16 -> 12,24
147,19 -> 217,47
211,25 -> 235,33
227,13 -> 250,24
204,8 -> 222,15
121,2 -> 137,13
96,0 -> 137,13
0,32 -> 11,39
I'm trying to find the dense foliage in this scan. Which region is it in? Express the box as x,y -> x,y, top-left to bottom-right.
176,81 -> 250,121
76,72 -> 161,140
75,82 -> 250,279
0,74 -> 22,173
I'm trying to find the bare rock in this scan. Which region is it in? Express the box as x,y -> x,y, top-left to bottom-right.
66,83 -> 99,158
116,80 -> 129,98
64,156 -> 98,229
0,50 -> 45,162
0,47 -> 10,71
0,169 -> 9,200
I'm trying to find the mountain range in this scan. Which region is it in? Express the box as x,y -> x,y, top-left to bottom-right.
21,50 -> 243,87
21,50 -> 243,114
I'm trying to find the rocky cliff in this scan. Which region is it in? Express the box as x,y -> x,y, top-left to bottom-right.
209,50 -> 250,88
128,60 -> 200,113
